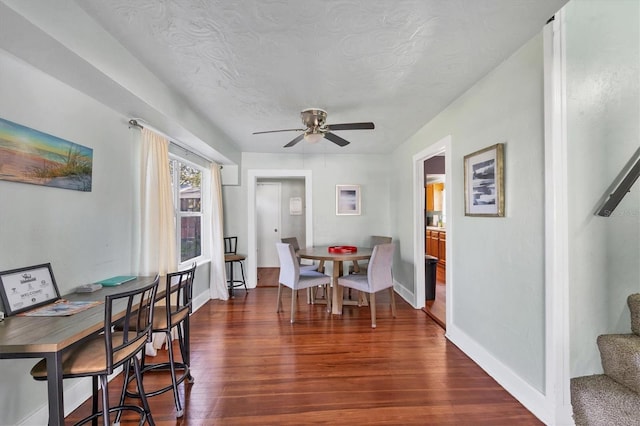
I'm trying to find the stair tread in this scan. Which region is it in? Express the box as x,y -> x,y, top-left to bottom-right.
597,334 -> 640,394
571,374 -> 640,426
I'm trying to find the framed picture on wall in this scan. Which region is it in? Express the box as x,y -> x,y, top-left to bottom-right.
464,143 -> 505,217
336,184 -> 361,215
289,197 -> 302,215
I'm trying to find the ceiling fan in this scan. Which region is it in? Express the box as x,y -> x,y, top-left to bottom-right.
252,108 -> 375,148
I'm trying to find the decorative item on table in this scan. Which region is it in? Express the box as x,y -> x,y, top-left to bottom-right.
96,275 -> 136,286
328,246 -> 358,253
75,283 -> 102,293
0,263 -> 61,316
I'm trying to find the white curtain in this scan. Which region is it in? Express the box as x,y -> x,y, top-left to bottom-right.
137,129 -> 178,354
138,128 -> 177,276
209,163 -> 229,300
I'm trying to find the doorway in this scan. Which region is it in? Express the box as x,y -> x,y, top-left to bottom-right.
412,135 -> 451,329
247,170 -> 313,288
256,182 -> 282,267
423,157 -> 446,328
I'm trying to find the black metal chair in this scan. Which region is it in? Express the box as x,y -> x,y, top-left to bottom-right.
30,276 -> 160,426
224,236 -> 247,296
120,263 -> 196,418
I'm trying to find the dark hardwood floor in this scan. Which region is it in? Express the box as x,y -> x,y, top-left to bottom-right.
66,271 -> 541,425
423,281 -> 446,329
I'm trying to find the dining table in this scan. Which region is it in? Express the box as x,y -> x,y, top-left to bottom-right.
296,246 -> 373,315
0,275 -> 159,426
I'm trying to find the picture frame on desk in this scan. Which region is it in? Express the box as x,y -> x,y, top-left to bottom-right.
0,263 -> 61,316
464,143 -> 505,217
336,184 -> 361,215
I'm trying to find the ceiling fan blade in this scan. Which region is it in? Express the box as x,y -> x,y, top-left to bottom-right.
283,133 -> 305,148
253,128 -> 305,135
324,132 -> 350,147
326,122 -> 375,131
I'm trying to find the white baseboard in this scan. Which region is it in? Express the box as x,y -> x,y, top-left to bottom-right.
193,289 -> 211,312
446,323 -> 550,425
393,281 -> 416,308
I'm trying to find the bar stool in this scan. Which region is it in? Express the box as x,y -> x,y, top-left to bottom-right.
224,236 -> 247,297
30,276 -> 160,426
120,263 -> 196,419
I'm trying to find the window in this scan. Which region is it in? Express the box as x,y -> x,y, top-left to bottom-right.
169,157 -> 205,263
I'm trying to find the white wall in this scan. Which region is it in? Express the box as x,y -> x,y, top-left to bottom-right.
0,49 -> 140,424
566,0 -> 640,376
222,153 -> 390,250
391,32 -> 547,399
0,46 -> 216,426
223,152 -> 392,264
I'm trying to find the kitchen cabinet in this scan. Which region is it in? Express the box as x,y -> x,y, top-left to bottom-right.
425,228 -> 446,284
437,231 -> 446,283
425,183 -> 444,212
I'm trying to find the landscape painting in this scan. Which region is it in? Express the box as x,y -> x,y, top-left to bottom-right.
0,117 -> 92,191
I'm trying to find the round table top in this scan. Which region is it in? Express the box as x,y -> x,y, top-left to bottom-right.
296,246 -> 373,261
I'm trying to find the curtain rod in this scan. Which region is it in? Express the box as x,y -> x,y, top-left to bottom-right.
128,119 -> 220,167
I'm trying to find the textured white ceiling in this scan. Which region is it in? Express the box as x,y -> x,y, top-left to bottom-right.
77,0 -> 567,154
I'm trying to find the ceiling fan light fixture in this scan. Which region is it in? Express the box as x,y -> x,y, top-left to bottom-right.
304,132 -> 324,144
253,108 -> 374,148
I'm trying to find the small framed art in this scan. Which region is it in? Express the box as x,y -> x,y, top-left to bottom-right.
336,184 -> 361,215
464,143 -> 505,217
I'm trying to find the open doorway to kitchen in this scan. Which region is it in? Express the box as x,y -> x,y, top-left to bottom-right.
413,135 -> 451,330
423,156 -> 446,328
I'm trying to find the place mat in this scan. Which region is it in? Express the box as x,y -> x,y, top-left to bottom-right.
19,299 -> 103,317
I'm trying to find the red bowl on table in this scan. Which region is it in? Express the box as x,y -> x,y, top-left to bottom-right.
328,245 -> 357,254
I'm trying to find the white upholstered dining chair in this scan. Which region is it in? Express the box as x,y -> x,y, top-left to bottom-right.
280,237 -> 318,271
349,235 -> 392,274
338,243 -> 396,328
276,243 -> 332,323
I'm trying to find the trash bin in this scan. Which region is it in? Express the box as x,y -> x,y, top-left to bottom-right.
425,255 -> 438,301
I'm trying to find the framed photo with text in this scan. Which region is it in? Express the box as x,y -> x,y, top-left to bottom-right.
0,263 -> 61,316
464,143 -> 505,217
336,184 -> 361,215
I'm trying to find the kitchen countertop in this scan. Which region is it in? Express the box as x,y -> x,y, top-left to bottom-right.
427,226 -> 446,231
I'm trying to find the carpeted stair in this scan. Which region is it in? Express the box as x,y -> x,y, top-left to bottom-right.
571,293 -> 640,425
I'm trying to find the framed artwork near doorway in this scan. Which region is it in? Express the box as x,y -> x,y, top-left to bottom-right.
336,184 -> 361,215
463,143 -> 505,217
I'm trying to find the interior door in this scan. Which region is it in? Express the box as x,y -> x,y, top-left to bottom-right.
256,182 -> 281,267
